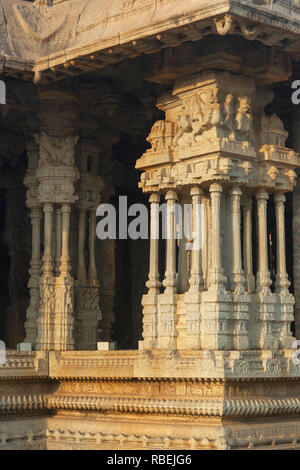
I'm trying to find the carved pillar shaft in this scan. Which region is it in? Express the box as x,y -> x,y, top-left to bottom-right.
142,193 -> 161,349
25,207 -> 42,346
147,193 -> 161,295
77,208 -> 87,282
243,196 -> 255,293
230,186 -> 245,293
189,187 -> 203,291
275,193 -> 289,292
60,204 -> 71,276
55,208 -> 62,276
42,203 -> 54,275
162,190 -> 177,294
208,183 -> 226,291
88,209 -> 97,281
256,190 -> 271,292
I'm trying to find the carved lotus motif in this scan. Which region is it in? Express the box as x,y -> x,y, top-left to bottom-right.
14,1 -> 70,42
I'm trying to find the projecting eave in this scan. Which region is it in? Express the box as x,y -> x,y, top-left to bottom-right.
0,0 -> 300,82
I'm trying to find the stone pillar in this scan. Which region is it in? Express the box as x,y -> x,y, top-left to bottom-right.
201,183 -> 232,350
55,208 -> 62,276
275,193 -> 290,294
292,107 -> 300,339
188,187 -> 204,292
256,190 -> 272,293
230,186 -> 249,350
42,203 -> 54,276
208,184 -> 227,292
36,203 -> 54,350
158,190 -> 178,349
24,206 -> 42,346
163,190 -> 178,294
77,208 -> 87,282
243,196 -> 255,293
274,192 -> 294,348
88,209 -> 97,281
60,204 -> 71,276
255,189 -> 276,349
141,193 -> 161,349
182,187 -> 204,350
230,187 -> 245,294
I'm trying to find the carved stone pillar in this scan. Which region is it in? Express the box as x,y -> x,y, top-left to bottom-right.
243,196 -> 255,293
77,208 -> 87,282
89,209 -> 97,282
74,134 -> 104,350
141,193 -> 161,349
158,190 -> 178,349
36,203 -> 54,350
55,208 -> 62,277
60,204 -> 71,276
230,186 -> 249,350
275,193 -> 290,294
274,192 -> 294,348
230,187 -> 246,294
201,183 -> 232,350
24,206 -> 42,346
254,189 -> 277,349
256,190 -> 272,294
35,129 -> 79,350
42,203 -> 54,276
182,187 -> 204,350
207,184 -> 227,292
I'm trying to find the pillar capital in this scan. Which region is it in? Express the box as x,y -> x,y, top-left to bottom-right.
256,189 -> 269,201
209,183 -> 222,194
165,190 -> 177,201
274,192 -> 286,204
190,186 -> 203,197
229,186 -> 242,197
43,203 -> 53,213
61,203 -> 71,214
149,193 -> 160,204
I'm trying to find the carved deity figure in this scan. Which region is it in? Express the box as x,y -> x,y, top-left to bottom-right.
35,132 -> 79,169
235,96 -> 253,141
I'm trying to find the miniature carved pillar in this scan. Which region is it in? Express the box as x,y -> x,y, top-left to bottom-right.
189,187 -> 203,292
255,189 -> 277,349
77,208 -> 87,282
24,207 -> 42,346
158,190 -> 178,349
274,192 -> 294,348
42,203 -> 54,276
243,196 -> 255,293
36,203 -> 54,350
162,190 -> 178,294
177,195 -> 189,294
256,190 -> 272,293
55,209 -> 62,276
60,204 -> 71,276
201,183 -> 231,350
274,193 -> 290,293
147,193 -> 161,295
141,193 -> 161,349
230,186 -> 245,294
230,187 -> 249,350
183,187 -> 204,350
208,183 -> 226,291
89,209 -> 97,282
292,107 -> 300,339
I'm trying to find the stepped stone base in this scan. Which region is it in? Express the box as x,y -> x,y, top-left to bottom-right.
1,350 -> 300,450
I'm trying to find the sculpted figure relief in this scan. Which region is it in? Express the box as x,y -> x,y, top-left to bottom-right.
173,87 -> 253,147
35,132 -> 79,169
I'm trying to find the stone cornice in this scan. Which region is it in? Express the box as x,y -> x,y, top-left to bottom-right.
1,0 -> 300,82
1,349 -> 300,380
